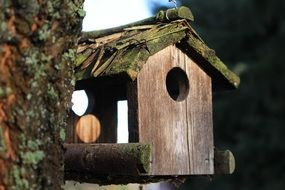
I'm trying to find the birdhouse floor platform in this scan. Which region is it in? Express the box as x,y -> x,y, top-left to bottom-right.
64,143 -> 235,185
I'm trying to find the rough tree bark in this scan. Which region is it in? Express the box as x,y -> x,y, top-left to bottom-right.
0,0 -> 84,189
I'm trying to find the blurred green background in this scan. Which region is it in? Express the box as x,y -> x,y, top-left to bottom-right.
150,0 -> 285,189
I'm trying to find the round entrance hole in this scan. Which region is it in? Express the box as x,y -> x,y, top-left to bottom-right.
166,67 -> 189,101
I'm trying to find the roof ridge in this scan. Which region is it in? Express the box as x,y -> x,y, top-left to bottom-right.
80,6 -> 194,41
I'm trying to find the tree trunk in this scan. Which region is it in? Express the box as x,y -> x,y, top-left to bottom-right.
0,0 -> 84,189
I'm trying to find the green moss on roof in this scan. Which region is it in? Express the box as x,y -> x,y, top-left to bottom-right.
76,20 -> 188,79
75,6 -> 240,91
185,34 -> 240,88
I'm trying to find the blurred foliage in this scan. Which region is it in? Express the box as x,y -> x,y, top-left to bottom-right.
149,0 -> 285,189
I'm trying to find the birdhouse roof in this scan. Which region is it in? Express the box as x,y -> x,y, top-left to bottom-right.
76,6 -> 240,91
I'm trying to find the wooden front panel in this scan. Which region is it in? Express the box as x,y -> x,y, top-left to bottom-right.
136,45 -> 214,175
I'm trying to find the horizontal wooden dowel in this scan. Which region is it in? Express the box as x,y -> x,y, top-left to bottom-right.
156,6 -> 194,22
214,149 -> 235,174
64,143 -> 151,176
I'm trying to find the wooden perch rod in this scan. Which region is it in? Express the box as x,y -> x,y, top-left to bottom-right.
214,149 -> 235,174
64,145 -> 235,184
64,143 -> 152,176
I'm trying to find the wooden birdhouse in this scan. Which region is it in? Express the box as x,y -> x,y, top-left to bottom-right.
65,7 -> 239,184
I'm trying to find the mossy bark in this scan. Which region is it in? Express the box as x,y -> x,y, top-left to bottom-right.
0,1 -> 84,189
64,143 -> 152,176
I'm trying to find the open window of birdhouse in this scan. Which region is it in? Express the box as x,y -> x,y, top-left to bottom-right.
66,77 -> 130,144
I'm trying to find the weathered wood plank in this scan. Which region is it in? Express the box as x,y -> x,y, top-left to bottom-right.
135,45 -> 214,175
185,47 -> 214,174
64,143 -> 152,176
136,46 -> 190,175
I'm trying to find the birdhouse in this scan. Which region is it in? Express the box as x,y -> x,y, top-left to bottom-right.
65,7 -> 239,183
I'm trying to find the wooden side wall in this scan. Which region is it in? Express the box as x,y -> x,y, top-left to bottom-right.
133,45 -> 214,175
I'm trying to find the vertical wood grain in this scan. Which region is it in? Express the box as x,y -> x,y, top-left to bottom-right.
186,49 -> 214,174
137,45 -> 214,175
137,46 -> 189,175
75,114 -> 101,143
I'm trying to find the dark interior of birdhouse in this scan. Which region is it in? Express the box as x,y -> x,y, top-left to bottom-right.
66,77 -> 128,144
166,67 -> 189,102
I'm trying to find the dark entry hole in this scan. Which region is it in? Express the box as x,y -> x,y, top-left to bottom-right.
166,67 -> 189,101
